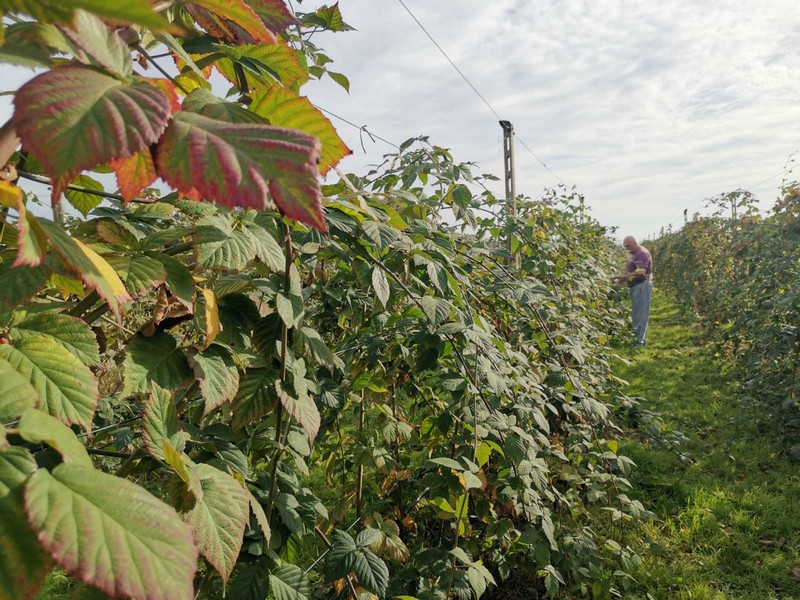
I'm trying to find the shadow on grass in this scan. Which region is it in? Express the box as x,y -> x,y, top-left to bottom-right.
615,292 -> 800,600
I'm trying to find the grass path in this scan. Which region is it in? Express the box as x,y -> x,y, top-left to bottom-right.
616,291 -> 800,599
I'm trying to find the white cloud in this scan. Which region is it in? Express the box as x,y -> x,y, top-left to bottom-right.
2,1 -> 798,238
306,0 -> 800,237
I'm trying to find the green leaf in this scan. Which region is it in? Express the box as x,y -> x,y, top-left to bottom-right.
150,253 -> 195,309
12,312 -> 100,366
275,380 -> 320,442
189,345 -> 240,416
0,356 -> 38,421
275,292 -> 295,328
24,464 -> 198,600
2,0 -> 174,30
353,550 -> 389,598
229,559 -> 269,600
269,564 -> 311,600
250,85 -> 351,176
327,71 -> 350,92
0,336 -> 97,430
37,220 -> 131,320
296,326 -> 341,370
0,484 -> 52,600
325,530 -> 357,581
142,383 -> 186,461
63,9 -> 132,77
232,368 -> 277,429
241,214 -> 285,272
372,267 -> 390,308
64,175 -> 105,216
303,3 -> 354,31
429,457 -> 463,471
0,264 -> 49,307
182,88 -> 267,125
156,111 -> 326,232
195,217 -> 258,271
0,446 -> 36,497
0,26 -> 52,68
94,218 -> 141,247
186,464 -> 250,583
214,42 -> 307,91
121,332 -> 191,398
355,528 -> 381,548
421,295 -> 450,327
17,408 -> 92,467
276,493 -> 305,535
247,488 -> 271,542
12,65 -> 171,202
106,254 -> 167,296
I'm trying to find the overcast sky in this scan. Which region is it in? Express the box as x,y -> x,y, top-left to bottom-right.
2,1 -> 798,238
301,0 -> 800,238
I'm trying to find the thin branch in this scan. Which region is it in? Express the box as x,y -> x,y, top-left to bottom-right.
86,448 -> 131,459
313,526 -> 360,599
17,170 -> 157,204
136,44 -> 190,94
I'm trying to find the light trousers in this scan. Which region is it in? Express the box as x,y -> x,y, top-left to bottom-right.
630,280 -> 653,344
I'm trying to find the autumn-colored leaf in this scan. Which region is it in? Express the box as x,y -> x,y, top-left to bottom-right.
250,86 -> 350,175
0,180 -> 21,209
249,0 -> 299,33
214,42 -> 308,91
302,2 -> 354,32
110,149 -> 158,203
187,0 -> 275,45
13,65 -> 171,203
155,111 -> 326,231
141,78 -> 182,113
37,220 -> 131,321
0,181 -> 47,268
197,287 -> 220,350
24,464 -> 198,600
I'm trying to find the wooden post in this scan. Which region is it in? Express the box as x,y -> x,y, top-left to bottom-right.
499,120 -> 519,268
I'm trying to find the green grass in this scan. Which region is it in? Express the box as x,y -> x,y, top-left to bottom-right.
615,292 -> 800,600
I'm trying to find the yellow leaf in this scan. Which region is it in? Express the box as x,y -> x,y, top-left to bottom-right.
607,440 -> 619,454
73,239 -> 130,304
199,287 -> 220,349
0,181 -> 22,208
249,86 -> 351,175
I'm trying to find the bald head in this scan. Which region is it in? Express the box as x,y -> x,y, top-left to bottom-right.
623,236 -> 640,253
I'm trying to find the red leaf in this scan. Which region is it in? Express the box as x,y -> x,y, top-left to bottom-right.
141,78 -> 183,113
248,0 -> 299,33
110,149 -> 158,203
12,65 -> 171,203
156,111 -> 326,231
187,0 -> 276,45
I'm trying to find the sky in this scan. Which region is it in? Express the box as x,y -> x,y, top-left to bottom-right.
2,0 -> 799,238
299,0 -> 800,238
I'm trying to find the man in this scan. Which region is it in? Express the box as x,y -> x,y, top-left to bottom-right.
616,236 -> 653,346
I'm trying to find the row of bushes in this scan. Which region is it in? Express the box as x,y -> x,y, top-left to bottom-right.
650,185 -> 800,443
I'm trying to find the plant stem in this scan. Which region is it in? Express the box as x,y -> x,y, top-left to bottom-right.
87,448 -> 131,459
265,222 -> 294,518
356,389 -> 365,522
